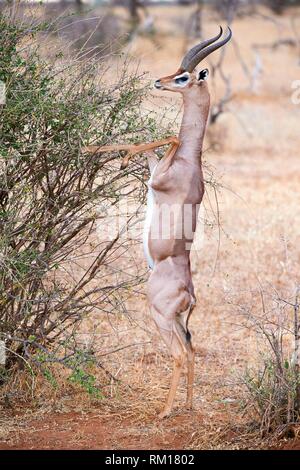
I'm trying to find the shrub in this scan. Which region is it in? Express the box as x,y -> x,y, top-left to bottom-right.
239,288 -> 300,436
0,11 -> 162,383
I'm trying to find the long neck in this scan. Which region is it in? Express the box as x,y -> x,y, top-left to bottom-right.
178,91 -> 210,163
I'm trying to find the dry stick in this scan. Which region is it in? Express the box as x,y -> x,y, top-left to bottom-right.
290,15 -> 300,65
232,38 -> 253,90
294,287 -> 300,413
3,345 -> 36,398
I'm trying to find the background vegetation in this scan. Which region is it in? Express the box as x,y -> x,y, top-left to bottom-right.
0,9 -> 165,391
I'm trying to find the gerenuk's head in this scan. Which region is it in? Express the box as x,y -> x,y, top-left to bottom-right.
154,26 -> 232,96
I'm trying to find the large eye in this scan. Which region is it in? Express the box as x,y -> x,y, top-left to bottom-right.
175,75 -> 189,85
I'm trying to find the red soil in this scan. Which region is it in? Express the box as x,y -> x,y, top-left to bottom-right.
0,410 -> 201,450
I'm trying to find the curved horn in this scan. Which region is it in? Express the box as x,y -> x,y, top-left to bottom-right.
184,27 -> 232,73
181,26 -> 223,71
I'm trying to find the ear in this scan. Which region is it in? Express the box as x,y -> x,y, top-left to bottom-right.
198,68 -> 209,81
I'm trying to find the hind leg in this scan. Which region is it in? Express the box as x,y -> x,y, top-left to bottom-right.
154,316 -> 195,418
176,304 -> 196,410
186,339 -> 195,410
158,349 -> 185,419
151,310 -> 187,419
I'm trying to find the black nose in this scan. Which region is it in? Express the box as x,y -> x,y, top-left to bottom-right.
154,80 -> 162,89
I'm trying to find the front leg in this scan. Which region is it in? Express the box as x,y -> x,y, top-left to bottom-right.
157,138 -> 180,173
82,136 -> 180,169
120,136 -> 180,169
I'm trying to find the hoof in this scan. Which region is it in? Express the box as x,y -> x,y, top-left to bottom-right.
158,409 -> 171,420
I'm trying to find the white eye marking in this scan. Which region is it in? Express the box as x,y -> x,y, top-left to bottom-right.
174,73 -> 190,87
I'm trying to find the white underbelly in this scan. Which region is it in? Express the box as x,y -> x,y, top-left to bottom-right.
143,165 -> 157,269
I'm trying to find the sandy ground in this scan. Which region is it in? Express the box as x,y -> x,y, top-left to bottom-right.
1,4 -> 300,450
